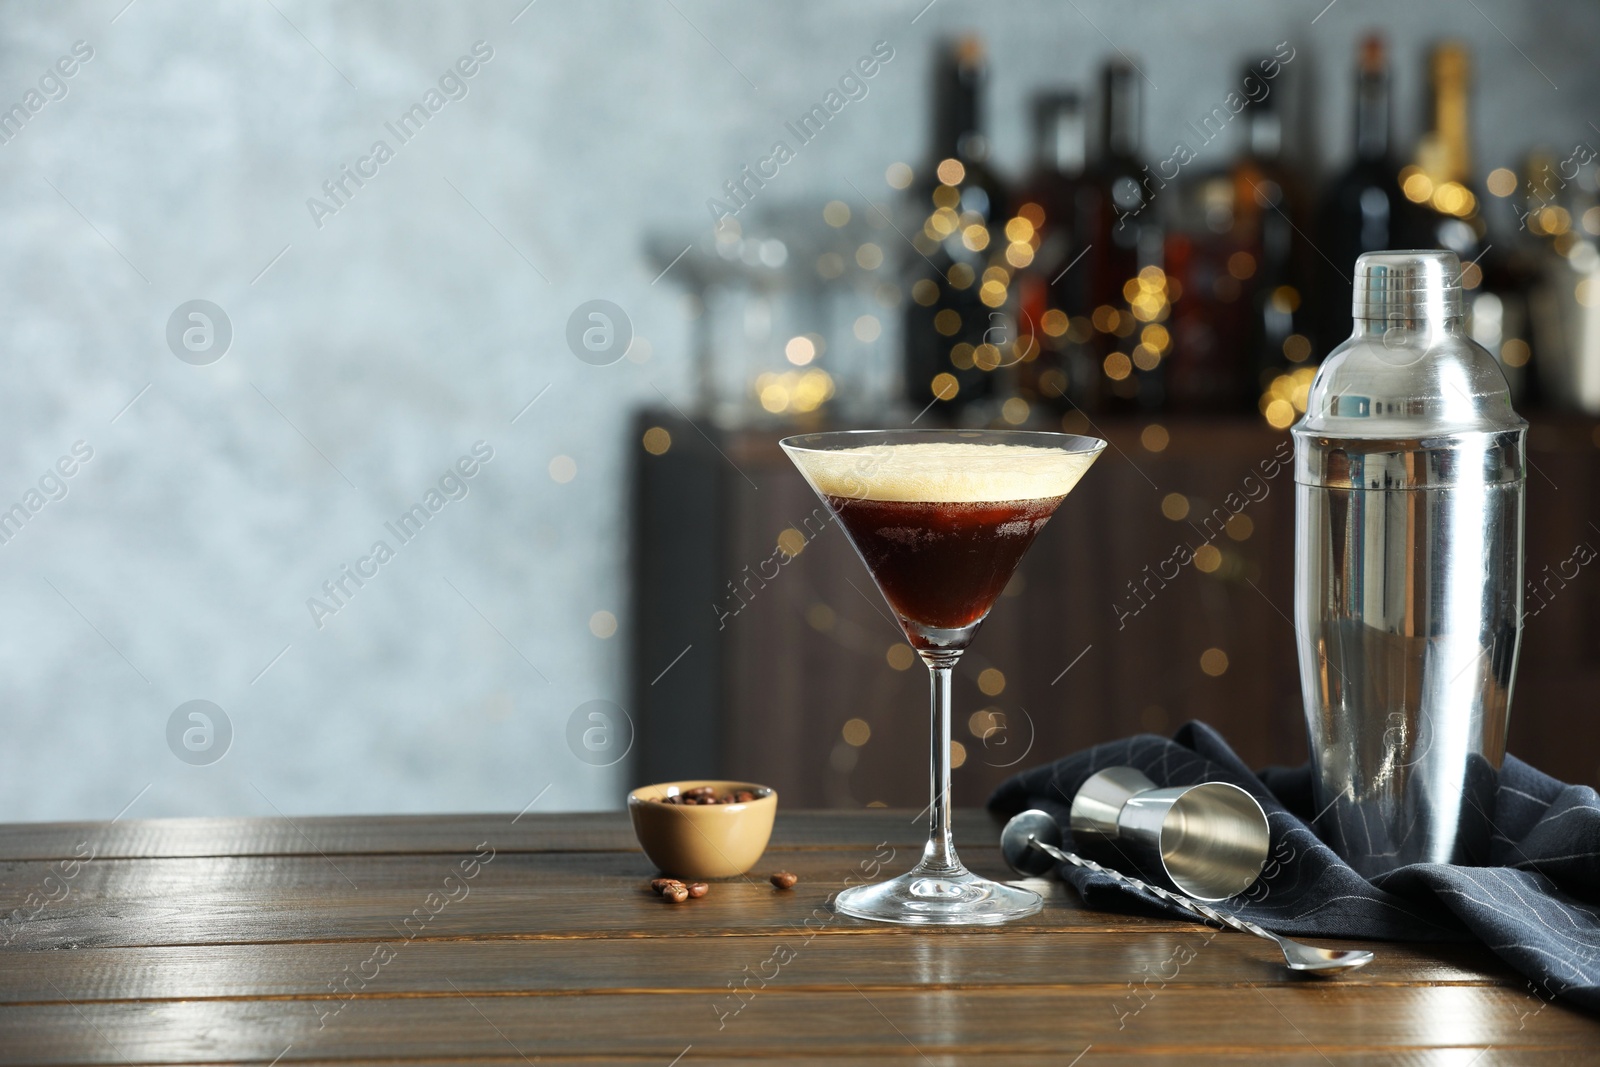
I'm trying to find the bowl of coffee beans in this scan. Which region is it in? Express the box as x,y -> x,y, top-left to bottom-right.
627,780 -> 778,879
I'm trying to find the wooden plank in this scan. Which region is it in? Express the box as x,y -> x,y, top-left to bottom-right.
3,848 -> 1214,949
79,1057 -> 1600,1067
0,809 -> 951,862
0,986 -> 1592,1064
0,932 -> 1514,1005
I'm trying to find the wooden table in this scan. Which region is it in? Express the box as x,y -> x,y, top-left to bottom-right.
2,809 -> 1595,1063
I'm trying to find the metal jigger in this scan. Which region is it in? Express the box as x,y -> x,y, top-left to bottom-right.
1067,767 -> 1270,902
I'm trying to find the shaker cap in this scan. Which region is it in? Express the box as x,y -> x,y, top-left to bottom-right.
1352,250 -> 1463,323
1295,250 -> 1525,489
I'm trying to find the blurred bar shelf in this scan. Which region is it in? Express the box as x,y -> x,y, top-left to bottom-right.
632,410 -> 1600,808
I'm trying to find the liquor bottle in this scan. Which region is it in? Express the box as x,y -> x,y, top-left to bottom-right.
1167,56 -> 1311,415
1163,173 -> 1252,412
901,36 -> 1008,419
1400,42 -> 1485,263
1230,58 -> 1312,399
1013,91 -> 1096,416
1085,59 -> 1166,412
1518,149 -> 1597,410
1400,41 -> 1535,398
1314,33 -> 1409,355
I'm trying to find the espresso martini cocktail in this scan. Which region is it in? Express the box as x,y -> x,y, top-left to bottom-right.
781,430 -> 1105,925
793,441 -> 1098,648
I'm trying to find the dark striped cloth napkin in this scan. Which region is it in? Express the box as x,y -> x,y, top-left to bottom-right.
988,721 -> 1600,1014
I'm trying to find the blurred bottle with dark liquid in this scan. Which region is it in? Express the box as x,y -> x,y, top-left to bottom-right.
1085,59 -> 1166,413
1163,169 -> 1248,412
1315,33 -> 1410,356
901,36 -> 1009,419
1163,55 -> 1310,414
1013,91 -> 1097,417
1231,57 -> 1313,404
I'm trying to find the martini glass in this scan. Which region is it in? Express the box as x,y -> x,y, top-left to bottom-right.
780,428 -> 1105,924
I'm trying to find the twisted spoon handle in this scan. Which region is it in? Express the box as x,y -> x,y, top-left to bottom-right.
1032,838 -> 1276,943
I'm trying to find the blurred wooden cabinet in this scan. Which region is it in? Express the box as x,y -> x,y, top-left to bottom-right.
632,412 -> 1600,808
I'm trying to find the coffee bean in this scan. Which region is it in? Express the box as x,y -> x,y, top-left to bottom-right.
770,871 -> 798,890
664,883 -> 690,903
650,877 -> 683,895
687,882 -> 709,898
650,786 -> 769,805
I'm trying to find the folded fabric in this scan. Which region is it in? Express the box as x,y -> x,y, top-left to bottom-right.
988,721 -> 1600,1014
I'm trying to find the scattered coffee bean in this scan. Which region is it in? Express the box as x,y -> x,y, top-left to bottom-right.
687,882 -> 710,898
663,883 -> 689,903
770,871 -> 798,890
650,878 -> 683,895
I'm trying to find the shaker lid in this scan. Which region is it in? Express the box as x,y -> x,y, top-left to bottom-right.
1294,250 -> 1525,488
1353,250 -> 1463,324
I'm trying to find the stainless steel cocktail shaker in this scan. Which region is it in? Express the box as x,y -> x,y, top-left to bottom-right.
1292,250 -> 1526,876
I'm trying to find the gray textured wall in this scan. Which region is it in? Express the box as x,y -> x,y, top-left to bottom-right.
2,0 -> 1594,821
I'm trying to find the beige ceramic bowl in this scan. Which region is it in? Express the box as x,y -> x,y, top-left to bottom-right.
627,780 -> 778,879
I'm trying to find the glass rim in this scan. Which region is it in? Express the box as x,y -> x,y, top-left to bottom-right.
778,427 -> 1108,457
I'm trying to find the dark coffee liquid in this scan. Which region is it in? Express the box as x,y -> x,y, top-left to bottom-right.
826,494 -> 1062,642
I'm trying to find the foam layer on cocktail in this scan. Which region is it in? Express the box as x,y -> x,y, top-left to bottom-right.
791,442 -> 1098,504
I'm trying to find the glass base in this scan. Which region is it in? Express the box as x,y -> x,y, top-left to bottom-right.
833,865 -> 1042,926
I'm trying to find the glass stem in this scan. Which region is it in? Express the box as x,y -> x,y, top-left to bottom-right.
918,653 -> 962,875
